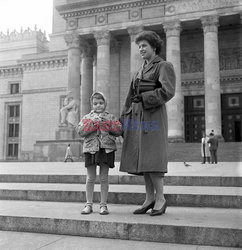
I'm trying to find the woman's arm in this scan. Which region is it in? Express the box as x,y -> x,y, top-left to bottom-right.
141,62 -> 176,109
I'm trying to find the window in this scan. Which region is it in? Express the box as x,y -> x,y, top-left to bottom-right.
228,96 -> 239,107
10,83 -> 19,94
7,143 -> 18,157
8,124 -> 19,137
193,98 -> 204,109
9,105 -> 19,117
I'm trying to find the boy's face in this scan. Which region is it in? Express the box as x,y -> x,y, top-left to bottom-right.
92,97 -> 105,113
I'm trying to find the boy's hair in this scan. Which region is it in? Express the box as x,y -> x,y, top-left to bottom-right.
68,144 -> 70,147
135,30 -> 163,55
91,92 -> 105,103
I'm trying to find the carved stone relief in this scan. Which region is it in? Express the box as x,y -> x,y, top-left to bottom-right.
181,47 -> 242,73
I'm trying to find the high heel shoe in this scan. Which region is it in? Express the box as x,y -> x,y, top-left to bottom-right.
150,201 -> 167,216
133,201 -> 155,214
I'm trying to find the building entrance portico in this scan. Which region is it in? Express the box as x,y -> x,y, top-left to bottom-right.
1,0 -> 242,161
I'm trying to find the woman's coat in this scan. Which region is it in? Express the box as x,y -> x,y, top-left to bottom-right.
120,55 -> 176,174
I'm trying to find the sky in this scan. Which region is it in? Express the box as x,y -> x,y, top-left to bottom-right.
0,0 -> 53,38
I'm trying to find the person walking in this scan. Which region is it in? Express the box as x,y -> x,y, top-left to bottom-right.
207,132 -> 219,164
64,144 -> 74,162
120,30 -> 176,216
77,92 -> 122,215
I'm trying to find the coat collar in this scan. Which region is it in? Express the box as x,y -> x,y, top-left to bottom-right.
142,55 -> 163,75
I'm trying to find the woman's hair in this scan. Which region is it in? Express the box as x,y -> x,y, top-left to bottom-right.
135,30 -> 163,55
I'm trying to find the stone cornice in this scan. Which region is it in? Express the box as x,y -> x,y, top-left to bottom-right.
0,66 -> 23,77
56,0 -> 177,19
0,55 -> 68,75
21,58 -> 68,71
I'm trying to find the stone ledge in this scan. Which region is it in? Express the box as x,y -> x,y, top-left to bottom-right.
0,201 -> 241,247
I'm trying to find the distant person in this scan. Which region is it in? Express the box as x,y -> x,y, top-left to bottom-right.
64,144 -> 74,162
201,131 -> 210,164
207,132 -> 219,164
77,92 -> 122,215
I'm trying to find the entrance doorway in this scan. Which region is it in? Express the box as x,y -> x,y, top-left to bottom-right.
184,95 -> 205,142
234,121 -> 241,141
221,93 -> 242,142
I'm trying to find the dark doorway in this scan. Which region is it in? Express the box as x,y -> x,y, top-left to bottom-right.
221,93 -> 242,142
234,121 -> 241,142
184,95 -> 205,142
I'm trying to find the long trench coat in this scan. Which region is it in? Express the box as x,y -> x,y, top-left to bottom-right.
120,55 -> 176,174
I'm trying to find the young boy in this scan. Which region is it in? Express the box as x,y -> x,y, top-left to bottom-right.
77,92 -> 122,215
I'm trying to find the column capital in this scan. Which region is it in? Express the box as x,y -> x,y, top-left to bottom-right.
127,25 -> 144,42
64,32 -> 80,49
80,38 -> 95,58
163,20 -> 181,37
201,15 -> 219,33
94,30 -> 110,46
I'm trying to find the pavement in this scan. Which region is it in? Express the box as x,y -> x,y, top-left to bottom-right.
0,230 -> 240,250
0,161 -> 241,249
0,161 -> 241,176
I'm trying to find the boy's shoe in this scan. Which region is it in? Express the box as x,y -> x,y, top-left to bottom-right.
100,205 -> 109,215
81,204 -> 93,214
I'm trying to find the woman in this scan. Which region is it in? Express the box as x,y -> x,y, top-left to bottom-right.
120,30 -> 176,216
201,131 -> 210,164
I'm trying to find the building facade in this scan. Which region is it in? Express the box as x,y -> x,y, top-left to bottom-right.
0,0 -> 242,161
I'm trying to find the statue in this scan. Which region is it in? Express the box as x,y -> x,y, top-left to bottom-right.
60,91 -> 78,127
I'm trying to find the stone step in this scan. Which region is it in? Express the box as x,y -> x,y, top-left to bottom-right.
0,174 -> 241,186
0,200 -> 241,248
0,183 -> 241,208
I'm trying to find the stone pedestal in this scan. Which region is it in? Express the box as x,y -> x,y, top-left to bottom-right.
55,126 -> 77,140
33,139 -> 82,162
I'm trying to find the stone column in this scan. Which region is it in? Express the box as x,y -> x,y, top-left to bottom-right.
127,25 -> 144,79
64,31 -> 81,123
80,39 -> 94,117
201,15 -> 222,138
163,20 -> 184,142
94,30 -> 110,103
110,38 -> 121,117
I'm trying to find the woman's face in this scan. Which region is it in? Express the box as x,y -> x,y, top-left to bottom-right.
137,40 -> 156,61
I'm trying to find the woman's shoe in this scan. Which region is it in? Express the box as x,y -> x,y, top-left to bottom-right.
100,205 -> 109,215
133,201 -> 155,214
81,204 -> 93,214
150,201 -> 167,216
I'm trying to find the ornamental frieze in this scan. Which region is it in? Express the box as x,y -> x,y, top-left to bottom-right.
181,47 -> 242,73
165,0 -> 241,15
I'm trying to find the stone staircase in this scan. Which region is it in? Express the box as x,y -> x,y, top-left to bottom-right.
0,162 -> 241,248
